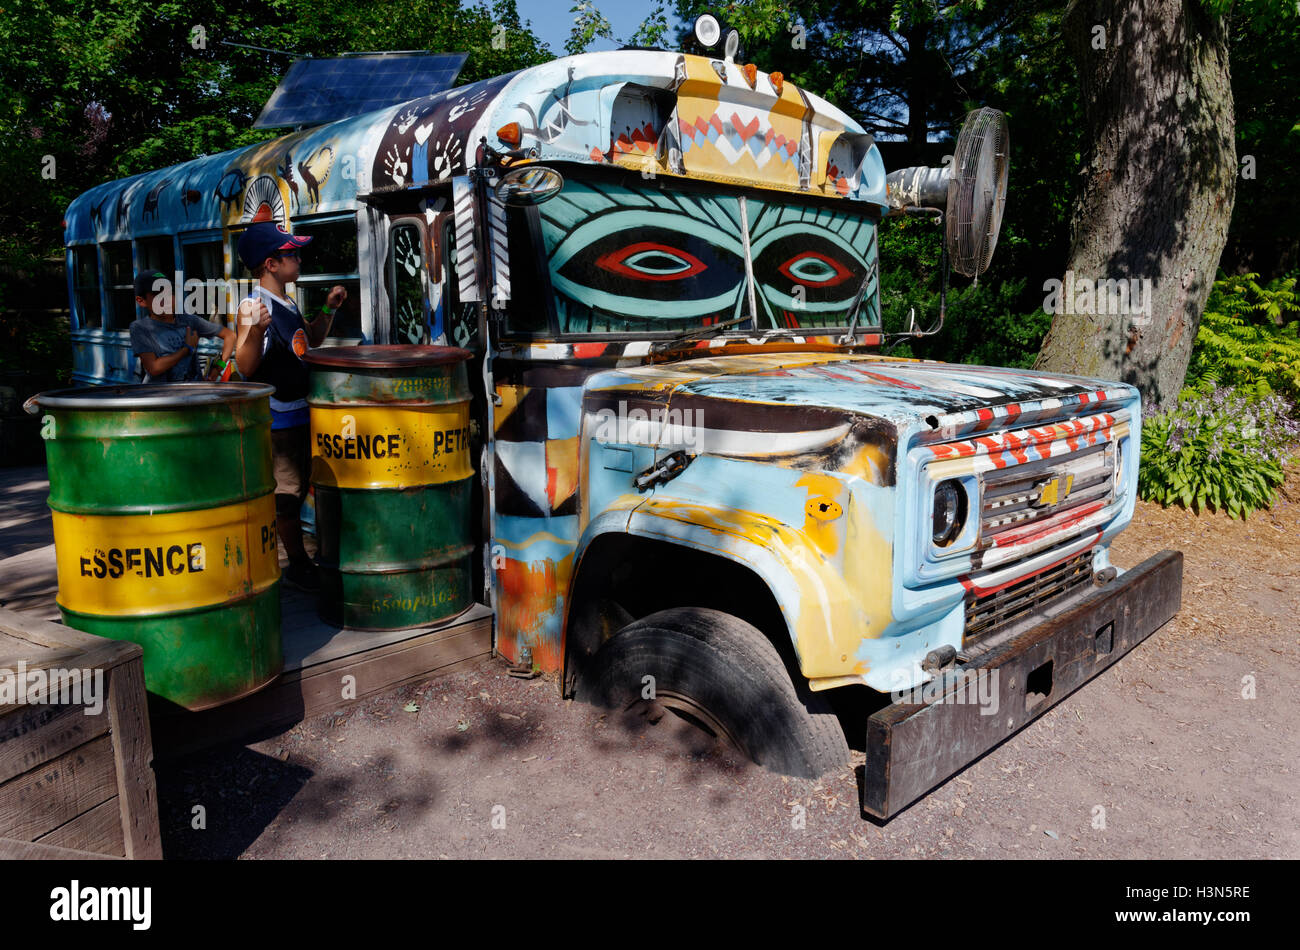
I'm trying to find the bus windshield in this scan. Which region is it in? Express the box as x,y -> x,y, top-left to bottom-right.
528,171 -> 880,336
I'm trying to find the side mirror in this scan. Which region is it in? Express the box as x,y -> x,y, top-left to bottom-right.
494,166 -> 564,206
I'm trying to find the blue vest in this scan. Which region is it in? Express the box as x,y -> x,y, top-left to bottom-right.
248,288 -> 310,426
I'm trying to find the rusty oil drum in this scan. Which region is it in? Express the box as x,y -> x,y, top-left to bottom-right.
303,345 -> 474,630
32,382 -> 283,711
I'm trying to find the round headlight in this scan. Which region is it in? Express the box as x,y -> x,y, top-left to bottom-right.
694,14 -> 722,48
932,479 -> 966,546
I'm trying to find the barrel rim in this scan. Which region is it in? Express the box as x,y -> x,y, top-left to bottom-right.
31,381 -> 275,411
302,344 -> 472,369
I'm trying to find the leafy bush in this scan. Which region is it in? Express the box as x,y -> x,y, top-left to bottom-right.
1186,272 -> 1300,403
877,216 -> 1051,368
1138,387 -> 1299,518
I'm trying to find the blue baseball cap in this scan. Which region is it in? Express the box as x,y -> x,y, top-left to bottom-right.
237,221 -> 313,270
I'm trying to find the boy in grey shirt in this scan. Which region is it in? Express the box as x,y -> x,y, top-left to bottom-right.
129,270 -> 235,382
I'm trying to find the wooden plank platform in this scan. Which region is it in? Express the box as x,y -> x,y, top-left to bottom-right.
0,463 -> 496,760
148,601 -> 494,758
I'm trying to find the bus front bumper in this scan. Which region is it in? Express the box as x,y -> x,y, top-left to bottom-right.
862,549 -> 1184,820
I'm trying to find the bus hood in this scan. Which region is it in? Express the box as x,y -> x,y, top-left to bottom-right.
583,352 -> 1138,485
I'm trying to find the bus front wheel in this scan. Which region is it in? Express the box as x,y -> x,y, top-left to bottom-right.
574,607 -> 849,779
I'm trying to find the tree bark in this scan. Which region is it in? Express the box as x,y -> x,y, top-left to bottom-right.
904,20 -> 932,149
1034,0 -> 1236,410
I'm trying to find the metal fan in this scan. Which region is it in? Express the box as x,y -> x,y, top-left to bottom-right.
885,106 -> 1010,278
880,107 -> 1010,342
945,107 -> 1009,277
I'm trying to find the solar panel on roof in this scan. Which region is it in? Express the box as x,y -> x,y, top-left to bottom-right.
253,52 -> 468,129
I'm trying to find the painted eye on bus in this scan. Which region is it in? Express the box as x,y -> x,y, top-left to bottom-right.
595,242 -> 707,281
777,250 -> 854,287
751,225 -> 872,323
549,218 -> 746,321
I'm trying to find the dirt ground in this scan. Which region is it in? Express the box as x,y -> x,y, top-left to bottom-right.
154,465 -> 1300,860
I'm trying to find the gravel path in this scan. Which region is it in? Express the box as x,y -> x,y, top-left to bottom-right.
154,466 -> 1300,859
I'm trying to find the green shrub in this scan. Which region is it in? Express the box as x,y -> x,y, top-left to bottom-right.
879,266 -> 1051,368
1186,272 -> 1300,403
1138,387 -> 1299,518
875,216 -> 1051,369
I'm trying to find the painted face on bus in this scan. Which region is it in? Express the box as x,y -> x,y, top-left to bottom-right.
537,179 -> 877,332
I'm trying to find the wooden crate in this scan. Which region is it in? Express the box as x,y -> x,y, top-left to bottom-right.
0,607 -> 161,859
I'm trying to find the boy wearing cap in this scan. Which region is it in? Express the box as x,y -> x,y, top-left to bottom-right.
234,221 -> 347,592
130,270 -> 236,382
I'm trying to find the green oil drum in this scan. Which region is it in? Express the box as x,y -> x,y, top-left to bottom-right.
33,383 -> 283,711
303,346 -> 474,630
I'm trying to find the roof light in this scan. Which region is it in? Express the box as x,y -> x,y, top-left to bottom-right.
723,28 -> 741,62
769,71 -> 784,95
741,63 -> 758,88
694,14 -> 721,49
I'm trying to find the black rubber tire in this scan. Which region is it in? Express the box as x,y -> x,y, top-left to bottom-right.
574,607 -> 850,779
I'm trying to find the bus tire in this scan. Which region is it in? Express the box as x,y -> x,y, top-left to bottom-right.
574,607 -> 849,779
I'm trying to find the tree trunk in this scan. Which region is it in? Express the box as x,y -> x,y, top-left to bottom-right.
904,20 -> 932,149
1034,0 -> 1236,410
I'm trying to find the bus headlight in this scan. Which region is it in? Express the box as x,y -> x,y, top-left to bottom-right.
932,479 -> 967,547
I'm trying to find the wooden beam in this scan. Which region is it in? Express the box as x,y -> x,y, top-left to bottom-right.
106,660 -> 162,860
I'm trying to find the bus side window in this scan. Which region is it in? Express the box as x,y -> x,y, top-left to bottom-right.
102,241 -> 135,329
387,219 -> 430,345
70,246 -> 101,329
291,217 -> 362,341
181,239 -> 226,327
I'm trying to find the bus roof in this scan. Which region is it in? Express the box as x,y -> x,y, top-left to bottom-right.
64,49 -> 888,246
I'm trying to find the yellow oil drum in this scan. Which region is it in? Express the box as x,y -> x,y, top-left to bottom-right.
304,346 -> 475,630
31,382 -> 283,711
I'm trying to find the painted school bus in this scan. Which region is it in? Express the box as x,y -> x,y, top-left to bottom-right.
63,42 -> 1182,816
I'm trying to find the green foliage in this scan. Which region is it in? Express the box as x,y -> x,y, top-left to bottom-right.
1224,5 -> 1300,272
0,0 -> 553,273
629,4 -> 672,48
566,0 -> 616,55
875,215 -> 1051,367
0,312 -> 72,385
1185,273 -> 1300,403
1137,388 -> 1299,519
